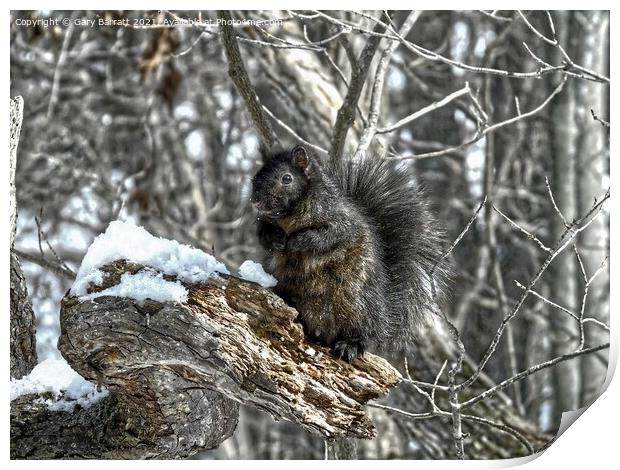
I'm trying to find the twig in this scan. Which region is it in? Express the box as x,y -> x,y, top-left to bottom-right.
459,342 -> 610,409
13,248 -> 75,280
431,360 -> 448,406
368,403 -> 435,421
429,198 -> 487,459
545,176 -> 569,227
591,109 -> 610,127
478,10 -> 514,23
47,12 -> 76,119
387,76 -> 568,160
514,280 -> 610,332
578,256 -> 609,350
371,403 -> 534,454
261,104 -> 328,155
492,204 -> 551,252
313,10 -> 608,83
460,413 -> 534,454
457,190 -> 609,391
34,211 -> 75,277
432,197 -> 487,279
376,84 -> 470,135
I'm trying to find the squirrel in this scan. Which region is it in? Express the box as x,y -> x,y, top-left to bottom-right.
250,145 -> 449,362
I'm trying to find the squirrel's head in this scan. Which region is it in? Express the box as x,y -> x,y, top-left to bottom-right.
250,145 -> 313,219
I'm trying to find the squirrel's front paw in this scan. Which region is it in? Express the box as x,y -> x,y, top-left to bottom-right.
269,238 -> 286,252
258,223 -> 287,252
333,338 -> 365,362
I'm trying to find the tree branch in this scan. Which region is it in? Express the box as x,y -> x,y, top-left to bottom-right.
11,379 -> 237,459
330,12 -> 389,159
354,11 -> 421,156
218,10 -> 278,149
57,261 -> 401,441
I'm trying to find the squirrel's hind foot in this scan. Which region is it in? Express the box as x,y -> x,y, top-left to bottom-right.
333,338 -> 366,363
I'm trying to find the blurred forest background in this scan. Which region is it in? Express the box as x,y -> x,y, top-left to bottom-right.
10,10 -> 609,459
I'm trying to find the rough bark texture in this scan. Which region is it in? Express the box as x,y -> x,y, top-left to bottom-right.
10,258 -> 553,460
10,251 -> 38,379
10,95 -> 38,379
10,96 -> 22,250
11,387 -> 238,459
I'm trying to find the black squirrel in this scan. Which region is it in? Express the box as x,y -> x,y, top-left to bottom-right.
250,145 -> 449,362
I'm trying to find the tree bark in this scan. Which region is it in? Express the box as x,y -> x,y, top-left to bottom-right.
10,251 -> 38,380
11,387 -> 238,459
10,95 -> 38,379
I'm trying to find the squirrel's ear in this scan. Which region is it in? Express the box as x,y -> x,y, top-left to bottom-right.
291,145 -> 311,175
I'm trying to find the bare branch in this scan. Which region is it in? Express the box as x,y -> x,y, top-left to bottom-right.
261,104 -> 328,155
13,248 -> 75,280
47,13 -> 76,119
376,84 -> 470,135
457,189 -> 609,391
492,204 -> 551,252
315,10 -> 609,83
354,11 -> 421,156
459,342 -> 610,409
591,108 -> 610,127
388,76 -> 568,160
330,11 -> 389,159
217,10 -> 278,149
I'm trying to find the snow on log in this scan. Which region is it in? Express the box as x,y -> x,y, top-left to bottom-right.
58,221 -> 402,442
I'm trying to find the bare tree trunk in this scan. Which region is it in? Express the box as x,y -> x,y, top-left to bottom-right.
10,96 -> 37,379
575,10 -> 610,404
548,12 -> 580,425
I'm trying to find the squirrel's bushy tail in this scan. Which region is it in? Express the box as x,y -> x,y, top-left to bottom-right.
327,156 -> 449,347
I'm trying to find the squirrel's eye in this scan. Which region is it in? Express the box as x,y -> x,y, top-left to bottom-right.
281,173 -> 293,184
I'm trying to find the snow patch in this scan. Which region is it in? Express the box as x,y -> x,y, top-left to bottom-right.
70,267 -> 104,298
81,269 -> 188,305
10,358 -> 108,412
238,260 -> 277,288
70,220 -> 229,303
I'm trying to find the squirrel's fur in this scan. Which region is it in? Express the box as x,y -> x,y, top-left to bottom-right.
250,145 -> 448,362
